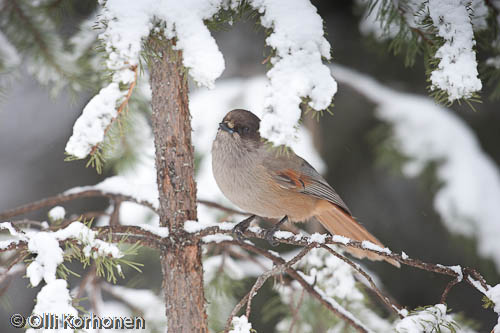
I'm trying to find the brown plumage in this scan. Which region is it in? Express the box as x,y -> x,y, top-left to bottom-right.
212,109 -> 399,267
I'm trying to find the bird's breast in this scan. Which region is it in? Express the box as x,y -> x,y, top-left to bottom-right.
211,136 -> 317,220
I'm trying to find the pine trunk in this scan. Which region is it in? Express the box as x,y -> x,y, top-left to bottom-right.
148,39 -> 208,332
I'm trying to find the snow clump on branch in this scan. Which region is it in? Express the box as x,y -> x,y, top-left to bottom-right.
66,0 -> 337,158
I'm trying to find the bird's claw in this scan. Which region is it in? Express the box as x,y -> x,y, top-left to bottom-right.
233,224 -> 247,242
232,215 -> 255,243
264,229 -> 279,247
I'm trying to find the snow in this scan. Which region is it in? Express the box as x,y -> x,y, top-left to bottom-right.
487,284 -> 500,333
66,0 -> 226,158
401,252 -> 409,260
268,249 -> 281,258
304,248 -> 364,301
26,232 -> 63,287
138,224 -> 169,238
101,0 -> 226,88
184,220 -> 206,233
67,0 -> 337,156
448,265 -> 463,282
468,276 -> 488,295
0,222 -> 23,238
309,232 -> 327,243
248,226 -> 263,234
332,64 -> 500,269
358,0 -> 483,102
54,222 -> 123,259
65,82 -> 127,158
428,0 -> 482,101
48,206 -> 66,221
331,234 -> 350,245
0,238 -> 23,251
202,234 -> 233,243
248,0 -> 337,146
395,304 -> 460,333
274,230 -> 294,239
23,222 -> 123,287
29,279 -> 78,330
184,220 -> 236,233
361,241 -> 391,255
229,315 -> 253,333
312,282 -> 373,332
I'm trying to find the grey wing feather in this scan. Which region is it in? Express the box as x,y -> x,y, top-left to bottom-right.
298,160 -> 352,215
262,148 -> 352,215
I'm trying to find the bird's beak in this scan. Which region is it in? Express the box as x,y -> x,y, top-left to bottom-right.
219,122 -> 234,134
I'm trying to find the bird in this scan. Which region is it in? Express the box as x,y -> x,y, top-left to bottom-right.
211,109 -> 399,267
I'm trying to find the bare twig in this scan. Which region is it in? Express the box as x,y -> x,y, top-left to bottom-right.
223,245 -> 315,333
101,282 -> 144,315
196,225 -> 492,299
225,240 -> 371,333
109,199 -> 123,226
320,244 -> 403,317
1,196 -> 496,329
0,240 -> 27,253
75,264 -> 97,300
0,252 -> 26,282
289,287 -> 306,333
441,277 -> 461,304
0,224 -> 165,254
10,219 -> 46,229
0,189 -> 158,220
245,245 -> 314,318
94,225 -> 165,250
197,199 -> 249,216
89,275 -> 101,316
0,252 -> 26,297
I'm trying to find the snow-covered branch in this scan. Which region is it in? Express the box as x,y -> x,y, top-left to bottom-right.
247,0 -> 337,145
0,188 -> 158,221
358,0 -> 485,102
427,0 -> 482,101
65,65 -> 138,160
332,64 -> 500,271
63,0 -> 336,161
2,200 -> 498,331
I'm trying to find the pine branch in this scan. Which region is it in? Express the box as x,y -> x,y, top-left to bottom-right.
0,188 -> 158,221
88,65 -> 139,159
1,188 -> 497,330
224,239 -> 372,333
223,244 -> 315,333
319,244 -> 404,317
196,225 -> 492,301
5,0 -> 66,76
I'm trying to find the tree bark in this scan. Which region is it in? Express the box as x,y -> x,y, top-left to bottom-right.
148,39 -> 208,332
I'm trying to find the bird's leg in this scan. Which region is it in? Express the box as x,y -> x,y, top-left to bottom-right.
265,215 -> 288,247
233,215 -> 256,242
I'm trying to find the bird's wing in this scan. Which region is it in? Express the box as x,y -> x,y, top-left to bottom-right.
264,150 -> 352,215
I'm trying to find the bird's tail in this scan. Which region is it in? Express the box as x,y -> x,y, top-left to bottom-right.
315,205 -> 400,267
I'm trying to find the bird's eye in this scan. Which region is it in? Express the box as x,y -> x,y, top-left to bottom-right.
242,127 -> 249,133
